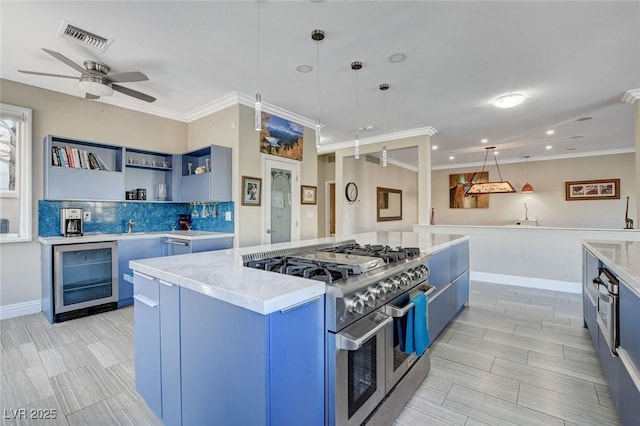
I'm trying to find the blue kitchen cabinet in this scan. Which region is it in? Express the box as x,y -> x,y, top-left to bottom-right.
133,272 -> 182,425
117,238 -> 162,307
451,270 -> 470,316
179,287 -> 324,426
44,135 -> 125,201
428,286 -> 451,342
178,145 -> 231,202
124,148 -> 178,202
598,327 -> 622,413
619,284 -> 640,375
450,240 -> 469,281
133,273 -> 163,419
161,236 -> 233,256
618,361 -> 640,425
428,248 -> 451,290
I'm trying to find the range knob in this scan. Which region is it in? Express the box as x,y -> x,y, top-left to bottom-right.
381,278 -> 399,294
420,265 -> 430,278
407,268 -> 419,280
400,272 -> 412,286
368,284 -> 388,300
360,291 -> 376,308
345,296 -> 365,315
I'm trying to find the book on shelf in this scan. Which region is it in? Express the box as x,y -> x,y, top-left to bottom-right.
59,147 -> 69,167
51,147 -> 60,166
95,154 -> 110,171
87,152 -> 101,170
71,148 -> 81,168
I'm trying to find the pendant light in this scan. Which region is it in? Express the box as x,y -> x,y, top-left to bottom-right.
465,147 -> 516,194
351,61 -> 362,159
312,29 -> 325,148
254,0 -> 262,131
521,155 -> 535,193
379,83 -> 389,167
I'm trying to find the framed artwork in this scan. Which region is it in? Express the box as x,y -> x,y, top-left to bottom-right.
259,112 -> 304,161
449,172 -> 489,208
565,179 -> 620,201
241,176 -> 262,206
301,185 -> 317,205
377,187 -> 402,222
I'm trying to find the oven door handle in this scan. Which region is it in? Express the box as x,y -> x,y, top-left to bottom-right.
336,316 -> 392,351
593,283 -> 612,303
385,285 -> 436,318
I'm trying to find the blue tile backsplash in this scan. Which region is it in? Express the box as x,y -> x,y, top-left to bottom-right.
39,200 -> 234,236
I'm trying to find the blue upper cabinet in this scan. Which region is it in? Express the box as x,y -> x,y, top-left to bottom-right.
178,145 -> 231,202
44,135 -> 125,201
124,148 -> 178,202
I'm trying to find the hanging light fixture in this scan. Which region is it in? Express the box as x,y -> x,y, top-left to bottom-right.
521,155 -> 535,193
466,147 -> 516,194
351,61 -> 362,159
379,83 -> 389,166
312,29 -> 324,148
254,0 -> 262,131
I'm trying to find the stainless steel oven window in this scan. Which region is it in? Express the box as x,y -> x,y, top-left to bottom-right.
348,335 -> 378,418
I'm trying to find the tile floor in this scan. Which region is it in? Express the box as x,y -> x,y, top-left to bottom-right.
0,281 -> 620,425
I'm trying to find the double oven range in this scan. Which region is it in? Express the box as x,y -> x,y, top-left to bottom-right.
245,240 -> 434,426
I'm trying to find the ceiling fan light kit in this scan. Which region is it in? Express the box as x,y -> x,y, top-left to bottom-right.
492,92 -> 526,109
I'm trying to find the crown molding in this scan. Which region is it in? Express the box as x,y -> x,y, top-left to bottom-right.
235,92 -> 316,128
184,92 -> 245,122
317,127 -> 438,153
96,96 -> 189,122
387,157 -> 418,172
432,147 -> 636,170
622,89 -> 640,104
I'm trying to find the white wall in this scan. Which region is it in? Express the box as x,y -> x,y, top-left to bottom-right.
432,153 -> 636,229
0,79 -> 187,308
342,157 -> 418,234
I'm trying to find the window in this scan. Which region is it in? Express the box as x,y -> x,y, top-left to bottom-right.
0,103 -> 32,243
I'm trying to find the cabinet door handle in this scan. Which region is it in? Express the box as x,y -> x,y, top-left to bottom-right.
159,279 -> 175,287
133,294 -> 158,308
134,271 -> 154,281
164,239 -> 190,246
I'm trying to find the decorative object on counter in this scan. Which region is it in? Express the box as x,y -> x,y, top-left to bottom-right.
195,165 -> 206,174
125,191 -> 136,200
136,188 -> 146,201
625,196 -> 634,229
565,178 -> 620,201
377,186 -> 402,222
241,176 -> 262,206
187,162 -> 194,175
301,185 -> 317,205
178,214 -> 191,230
205,158 -> 211,172
465,147 -> 516,195
450,171 -> 489,208
259,113 -> 304,161
521,155 -> 535,193
430,208 -> 435,225
163,160 -> 171,168
60,207 -> 83,237
524,203 -> 529,220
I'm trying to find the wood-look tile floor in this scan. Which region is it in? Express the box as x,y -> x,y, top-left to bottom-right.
0,281 -> 620,425
395,281 -> 621,426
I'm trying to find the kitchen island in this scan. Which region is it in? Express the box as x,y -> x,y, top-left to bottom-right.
582,240 -> 640,425
129,231 -> 469,426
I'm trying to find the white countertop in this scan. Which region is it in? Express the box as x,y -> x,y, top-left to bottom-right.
38,230 -> 234,245
583,240 -> 640,297
130,231 -> 469,315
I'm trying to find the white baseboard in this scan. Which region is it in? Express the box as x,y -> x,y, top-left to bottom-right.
0,300 -> 41,320
470,271 -> 581,294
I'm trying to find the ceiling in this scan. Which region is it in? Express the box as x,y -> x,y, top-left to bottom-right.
1,1 -> 639,168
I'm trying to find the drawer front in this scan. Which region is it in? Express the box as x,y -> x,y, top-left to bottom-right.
133,271 -> 159,304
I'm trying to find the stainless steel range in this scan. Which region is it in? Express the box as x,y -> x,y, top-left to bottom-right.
244,240 -> 434,426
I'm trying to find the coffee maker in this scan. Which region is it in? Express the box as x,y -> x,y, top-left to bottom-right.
60,208 -> 83,237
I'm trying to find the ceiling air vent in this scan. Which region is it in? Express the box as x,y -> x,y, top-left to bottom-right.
57,21 -> 113,52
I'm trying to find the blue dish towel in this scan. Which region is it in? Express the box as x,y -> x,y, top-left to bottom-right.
404,292 -> 430,356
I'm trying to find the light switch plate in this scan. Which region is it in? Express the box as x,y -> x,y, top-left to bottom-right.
225,211 -> 231,221
83,211 -> 92,222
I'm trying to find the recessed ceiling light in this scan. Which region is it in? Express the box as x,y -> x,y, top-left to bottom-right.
546,129 -> 555,135
570,135 -> 584,139
388,53 -> 407,63
481,138 -> 488,144
449,155 -> 455,160
296,64 -> 313,73
546,145 -> 553,150
577,116 -> 593,122
492,92 -> 526,108
432,145 -> 438,150
357,125 -> 374,131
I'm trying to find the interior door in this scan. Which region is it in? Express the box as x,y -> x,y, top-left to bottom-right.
264,157 -> 299,244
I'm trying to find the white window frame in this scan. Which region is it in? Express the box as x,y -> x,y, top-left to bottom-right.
0,103 -> 32,243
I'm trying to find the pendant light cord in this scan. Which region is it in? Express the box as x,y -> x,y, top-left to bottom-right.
478,146 -> 504,181
257,0 -> 261,94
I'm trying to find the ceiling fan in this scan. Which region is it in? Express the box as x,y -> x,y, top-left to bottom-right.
18,48 -> 156,103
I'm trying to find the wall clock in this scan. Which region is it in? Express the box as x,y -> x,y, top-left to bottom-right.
345,182 -> 358,203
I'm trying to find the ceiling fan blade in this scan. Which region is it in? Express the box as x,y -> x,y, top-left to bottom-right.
112,84 -> 156,103
42,48 -> 85,74
85,93 -> 100,100
18,70 -> 78,79
105,71 -> 149,83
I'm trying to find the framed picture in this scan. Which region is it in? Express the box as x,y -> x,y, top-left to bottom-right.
301,185 -> 317,205
377,187 -> 403,222
241,176 -> 262,206
565,179 -> 620,201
